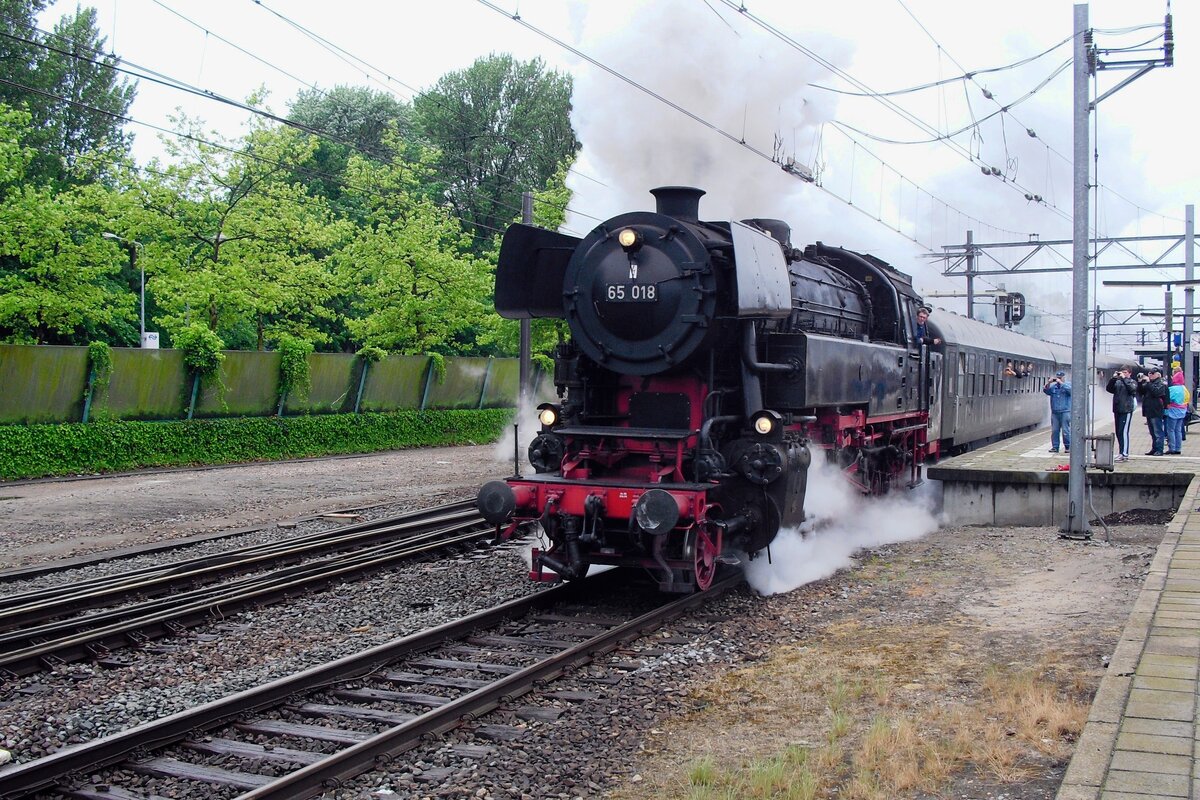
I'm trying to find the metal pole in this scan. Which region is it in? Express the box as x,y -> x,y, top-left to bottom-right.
519,192 -> 533,411
1185,205 -> 1195,395
1064,3 -> 1090,537
965,230 -> 975,320
138,247 -> 145,346
1165,289 -> 1173,373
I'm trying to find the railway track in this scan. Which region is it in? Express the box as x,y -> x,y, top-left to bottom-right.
0,501 -> 503,678
0,569 -> 740,799
0,497 -> 409,585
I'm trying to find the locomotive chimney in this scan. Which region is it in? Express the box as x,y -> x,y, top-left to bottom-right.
650,186 -> 705,221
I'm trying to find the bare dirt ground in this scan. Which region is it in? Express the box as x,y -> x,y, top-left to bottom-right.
0,447 -> 1166,798
0,445 -> 508,569
620,520 -> 1162,800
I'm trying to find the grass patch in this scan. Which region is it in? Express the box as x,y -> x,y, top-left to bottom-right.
683,744 -> 818,800
618,621 -> 1092,800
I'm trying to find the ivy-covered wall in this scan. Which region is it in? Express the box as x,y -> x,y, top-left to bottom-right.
0,345 -> 546,424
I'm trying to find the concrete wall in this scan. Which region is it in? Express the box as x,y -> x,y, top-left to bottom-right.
96,348 -> 188,419
0,345 -> 543,424
0,344 -> 88,423
941,473 -> 1189,526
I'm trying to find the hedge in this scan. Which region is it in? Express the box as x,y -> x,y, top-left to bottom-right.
0,409 -> 514,480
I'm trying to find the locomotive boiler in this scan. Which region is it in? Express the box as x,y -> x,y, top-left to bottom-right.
477,187 -> 938,592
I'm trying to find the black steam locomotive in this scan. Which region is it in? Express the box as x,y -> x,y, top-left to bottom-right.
477,186 -> 942,592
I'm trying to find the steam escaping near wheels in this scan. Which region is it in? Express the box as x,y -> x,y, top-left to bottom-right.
743,452 -> 942,596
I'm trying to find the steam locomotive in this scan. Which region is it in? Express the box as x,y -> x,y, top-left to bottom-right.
476,187 -> 1110,592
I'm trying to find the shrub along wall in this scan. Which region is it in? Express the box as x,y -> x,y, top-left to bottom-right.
0,409 -> 513,480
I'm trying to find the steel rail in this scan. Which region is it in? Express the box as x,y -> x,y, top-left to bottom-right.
0,497 -> 430,585
0,569 -> 740,799
0,522 -> 494,678
244,572 -> 742,800
0,572 -> 600,797
0,502 -> 480,630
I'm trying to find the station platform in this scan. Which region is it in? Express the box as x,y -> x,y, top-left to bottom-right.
935,420 -> 1200,799
928,419 -> 1196,527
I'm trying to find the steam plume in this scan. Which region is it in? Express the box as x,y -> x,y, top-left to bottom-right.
744,451 -> 941,596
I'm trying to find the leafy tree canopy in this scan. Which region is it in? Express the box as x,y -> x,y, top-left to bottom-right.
0,104 -> 136,343
0,1 -> 136,186
413,54 -> 578,252
287,85 -> 421,218
336,143 -> 491,355
143,112 -> 352,350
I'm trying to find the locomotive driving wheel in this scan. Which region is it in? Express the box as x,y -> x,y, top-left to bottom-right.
687,525 -> 720,591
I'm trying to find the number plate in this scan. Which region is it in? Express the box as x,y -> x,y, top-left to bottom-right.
604,283 -> 658,303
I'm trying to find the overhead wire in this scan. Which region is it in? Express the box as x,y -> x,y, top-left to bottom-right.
892,0 -> 1178,229
830,58 -> 1072,147
712,0 -> 1063,220
809,32 -> 1074,98
245,0 -> 611,192
2,8 -> 602,232
0,75 -> 522,243
0,23 -> 596,236
475,0 -> 1034,248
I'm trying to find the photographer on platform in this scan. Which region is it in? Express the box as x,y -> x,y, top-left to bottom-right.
1043,370 -> 1072,454
1137,367 -> 1169,456
1106,366 -> 1138,463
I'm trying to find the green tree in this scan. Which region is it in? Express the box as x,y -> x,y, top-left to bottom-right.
336,144 -> 490,354
0,2 -> 136,186
142,112 -> 350,350
0,106 -> 136,343
287,85 -> 417,218
412,54 -> 578,251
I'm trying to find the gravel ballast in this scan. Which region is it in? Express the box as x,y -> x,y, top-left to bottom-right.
0,446 -> 1163,799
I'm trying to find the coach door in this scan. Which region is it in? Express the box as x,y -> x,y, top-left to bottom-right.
927,352 -> 943,441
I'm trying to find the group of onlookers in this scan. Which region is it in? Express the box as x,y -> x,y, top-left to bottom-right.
1004,359 -> 1035,378
1044,364 -> 1193,462
1104,365 -> 1192,461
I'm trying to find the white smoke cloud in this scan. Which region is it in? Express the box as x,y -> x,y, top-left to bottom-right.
493,388 -> 545,472
743,451 -> 941,596
556,0 -> 1181,354
560,0 -> 972,313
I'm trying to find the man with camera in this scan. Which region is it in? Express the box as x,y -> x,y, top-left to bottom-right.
1137,366 -> 1169,456
1043,370 -> 1072,453
1106,366 -> 1139,462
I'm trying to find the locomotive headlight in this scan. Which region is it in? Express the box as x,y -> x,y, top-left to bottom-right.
617,227 -> 642,250
537,403 -> 560,428
635,488 -> 680,535
751,409 -> 783,437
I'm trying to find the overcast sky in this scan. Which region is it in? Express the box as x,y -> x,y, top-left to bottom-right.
41,0 -> 1194,354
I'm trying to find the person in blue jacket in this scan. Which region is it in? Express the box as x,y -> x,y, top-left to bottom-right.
1043,370 -> 1071,453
